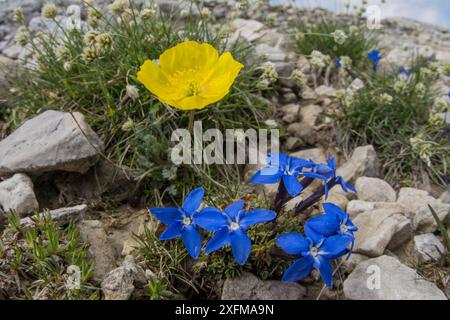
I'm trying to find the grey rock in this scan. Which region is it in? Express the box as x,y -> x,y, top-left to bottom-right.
341,253 -> 369,273
397,187 -> 437,213
315,85 -> 336,97
355,177 -> 396,202
255,43 -> 286,62
337,145 -> 380,183
79,220 -> 117,280
20,204 -> 87,226
413,202 -> 450,233
353,208 -> 412,257
347,200 -> 408,219
290,148 -> 327,163
299,104 -> 322,127
439,190 -> 450,204
101,257 -> 136,300
299,85 -> 318,100
413,234 -> 446,263
0,173 -> 39,217
0,110 -> 104,177
230,19 -> 265,42
344,255 -> 447,300
222,272 -> 306,300
281,104 -> 300,123
286,122 -> 316,145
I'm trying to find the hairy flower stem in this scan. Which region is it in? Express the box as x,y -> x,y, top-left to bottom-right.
272,177 -> 315,213
294,178 -> 339,214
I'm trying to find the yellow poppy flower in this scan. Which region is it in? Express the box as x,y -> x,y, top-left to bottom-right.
137,41 -> 244,110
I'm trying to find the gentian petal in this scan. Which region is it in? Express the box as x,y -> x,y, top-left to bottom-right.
149,207 -> 182,225
282,256 -> 314,282
319,235 -> 352,259
304,224 -> 325,245
269,153 -> 288,168
305,214 -> 340,237
315,256 -> 334,288
182,187 -> 204,215
239,209 -> 276,229
282,175 -> 303,197
249,168 -> 282,185
230,228 -> 252,265
323,202 -> 346,222
181,225 -> 202,259
276,232 -> 310,255
159,222 -> 183,240
289,157 -> 314,171
224,200 -> 245,220
205,228 -> 230,254
196,207 -> 228,232
327,157 -> 336,171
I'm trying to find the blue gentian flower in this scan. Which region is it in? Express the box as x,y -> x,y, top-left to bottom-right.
305,203 -> 358,241
368,50 -> 382,71
250,153 -> 313,197
148,187 -> 205,259
196,200 -> 276,265
335,59 -> 342,68
276,229 -> 352,288
399,66 -> 411,78
301,157 -> 355,198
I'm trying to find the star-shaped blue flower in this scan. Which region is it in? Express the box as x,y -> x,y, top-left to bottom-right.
148,187 -> 205,259
335,59 -> 342,68
196,200 -> 276,265
301,157 -> 355,199
305,202 -> 358,240
368,50 -> 382,71
250,153 -> 313,197
276,229 -> 352,288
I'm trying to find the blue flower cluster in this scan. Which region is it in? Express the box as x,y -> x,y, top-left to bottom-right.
149,187 -> 276,265
148,152 -> 358,288
276,203 -> 357,288
250,153 -> 355,199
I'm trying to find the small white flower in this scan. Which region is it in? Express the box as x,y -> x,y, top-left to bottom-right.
63,61 -> 72,72
260,62 -> 278,83
331,30 -> 347,45
42,3 -> 57,19
309,50 -> 330,68
379,93 -> 393,105
121,118 -> 134,132
264,119 -> 278,128
14,7 -> 25,23
126,84 -> 139,100
393,81 -> 408,94
290,69 -> 306,87
339,56 -> 352,68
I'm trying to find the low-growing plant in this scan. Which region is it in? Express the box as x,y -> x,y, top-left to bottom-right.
292,17 -> 379,70
336,55 -> 449,186
0,211 -> 98,299
6,0 -> 270,203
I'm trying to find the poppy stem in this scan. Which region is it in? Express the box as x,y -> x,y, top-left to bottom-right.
187,110 -> 195,133
294,178 -> 339,215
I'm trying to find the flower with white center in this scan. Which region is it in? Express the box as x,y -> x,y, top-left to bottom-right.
331,30 -> 347,45
42,3 -> 57,19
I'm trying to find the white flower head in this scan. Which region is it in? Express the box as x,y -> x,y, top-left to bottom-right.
331,30 -> 347,45
42,3 -> 58,19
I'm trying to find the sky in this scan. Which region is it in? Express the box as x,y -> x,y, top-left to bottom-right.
271,0 -> 450,29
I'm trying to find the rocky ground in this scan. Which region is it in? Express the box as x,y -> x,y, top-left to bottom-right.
0,0 -> 449,300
